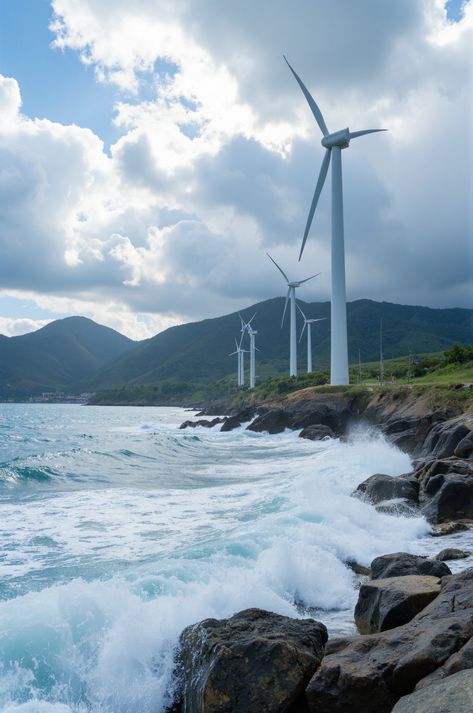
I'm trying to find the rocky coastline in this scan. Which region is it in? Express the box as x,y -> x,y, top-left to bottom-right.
169,386 -> 473,712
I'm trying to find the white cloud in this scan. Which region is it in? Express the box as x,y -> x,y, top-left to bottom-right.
0,1 -> 471,340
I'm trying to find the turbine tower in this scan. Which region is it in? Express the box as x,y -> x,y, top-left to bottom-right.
297,304 -> 326,373
285,56 -> 386,385
267,253 -> 319,377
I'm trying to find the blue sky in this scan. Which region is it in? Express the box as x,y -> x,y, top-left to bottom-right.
0,0 -> 471,338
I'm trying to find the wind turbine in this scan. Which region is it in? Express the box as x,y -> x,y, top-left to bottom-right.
244,314 -> 258,389
229,336 -> 248,387
284,56 -> 386,385
267,253 -> 320,377
297,304 -> 326,373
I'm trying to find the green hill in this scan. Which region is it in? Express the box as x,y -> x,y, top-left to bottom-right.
0,317 -> 135,397
84,298 -> 473,391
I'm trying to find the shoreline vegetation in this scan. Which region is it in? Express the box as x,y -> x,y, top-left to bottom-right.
166,378 -> 473,711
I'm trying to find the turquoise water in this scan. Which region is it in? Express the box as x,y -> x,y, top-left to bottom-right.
0,403 -> 430,712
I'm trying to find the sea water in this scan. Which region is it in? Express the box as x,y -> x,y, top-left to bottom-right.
0,403 -> 467,712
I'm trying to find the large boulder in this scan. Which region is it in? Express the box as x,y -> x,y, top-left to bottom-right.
354,575 -> 441,634
370,552 -> 451,580
420,475 -> 473,523
354,474 -> 419,505
305,568 -> 473,713
454,431 -> 473,458
421,421 -> 470,460
174,607 -> 327,713
246,409 -> 292,434
415,637 -> 473,689
435,548 -> 470,561
220,408 -> 255,432
299,424 -> 335,441
391,670 -> 473,713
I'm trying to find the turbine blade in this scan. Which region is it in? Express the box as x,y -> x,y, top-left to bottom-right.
299,148 -> 331,261
296,302 -> 306,320
229,350 -> 238,356
299,272 -> 321,284
281,287 -> 290,328
283,56 -> 329,136
299,321 -> 307,343
349,129 -> 387,140
246,313 -> 256,327
267,252 -> 289,282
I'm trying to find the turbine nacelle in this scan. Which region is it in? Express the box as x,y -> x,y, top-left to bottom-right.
321,128 -> 350,149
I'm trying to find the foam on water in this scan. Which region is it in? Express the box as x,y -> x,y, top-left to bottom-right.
0,405 -> 431,712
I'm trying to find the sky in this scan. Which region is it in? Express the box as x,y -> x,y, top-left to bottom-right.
0,0 -> 471,339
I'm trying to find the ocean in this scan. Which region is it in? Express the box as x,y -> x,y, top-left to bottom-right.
0,403 -> 470,712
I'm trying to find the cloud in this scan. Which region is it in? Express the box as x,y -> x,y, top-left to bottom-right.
0,1 -> 471,339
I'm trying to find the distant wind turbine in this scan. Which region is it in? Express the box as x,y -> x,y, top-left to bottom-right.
297,304 -> 326,373
267,253 -> 320,377
245,314 -> 258,389
229,336 -> 248,387
284,56 -> 386,385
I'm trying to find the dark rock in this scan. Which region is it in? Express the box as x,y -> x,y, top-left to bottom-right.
415,637 -> 473,689
375,500 -> 418,517
354,575 -> 441,634
431,521 -> 470,536
174,607 -> 327,713
415,457 -> 473,499
179,417 -> 225,429
345,559 -> 370,576
421,421 -> 470,460
435,548 -> 470,561
246,409 -> 292,434
220,408 -> 255,432
454,431 -> 473,458
421,475 -> 473,523
299,424 -> 335,441
305,568 -> 473,713
354,474 -> 419,505
370,552 -> 451,580
391,669 -> 473,712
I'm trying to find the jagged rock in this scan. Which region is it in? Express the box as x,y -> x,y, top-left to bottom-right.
421,421 -> 470,460
421,475 -> 473,523
370,552 -> 451,580
299,424 -> 335,441
246,409 -> 292,434
179,417 -> 225,429
174,607 -> 327,713
353,474 -> 419,505
415,457 -> 473,499
220,408 -> 255,432
391,670 -> 473,712
454,431 -> 473,458
435,548 -> 470,561
345,559 -> 370,576
415,637 -> 473,689
354,575 -> 441,634
431,521 -> 470,536
305,569 -> 473,713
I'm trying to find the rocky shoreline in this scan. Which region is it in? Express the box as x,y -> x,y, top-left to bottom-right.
169,387 -> 473,712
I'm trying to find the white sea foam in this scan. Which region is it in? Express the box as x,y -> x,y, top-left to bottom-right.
0,406 -> 432,712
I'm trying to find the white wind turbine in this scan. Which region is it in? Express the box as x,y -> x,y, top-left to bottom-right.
245,314 -> 258,389
267,253 -> 320,377
297,304 -> 326,374
285,56 -> 386,385
229,336 -> 248,387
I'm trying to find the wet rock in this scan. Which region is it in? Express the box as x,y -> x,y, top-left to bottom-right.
305,568 -> 473,713
391,669 -> 473,713
246,409 -> 292,434
454,431 -> 473,458
375,499 -> 418,517
354,575 -> 441,634
220,408 -> 255,432
435,548 -> 470,561
345,559 -> 370,576
299,424 -> 335,441
175,607 -> 327,713
179,417 -> 225,429
415,637 -> 473,689
415,457 -> 473,499
431,521 -> 470,536
370,552 -> 451,580
421,421 -> 470,460
353,474 -> 419,505
421,475 -> 473,523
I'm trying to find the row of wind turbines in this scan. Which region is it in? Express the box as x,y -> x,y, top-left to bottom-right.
230,57 -> 385,389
